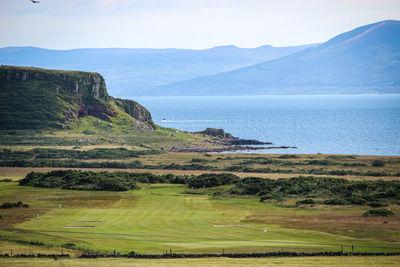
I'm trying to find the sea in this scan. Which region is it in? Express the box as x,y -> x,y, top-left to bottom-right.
132,95 -> 400,156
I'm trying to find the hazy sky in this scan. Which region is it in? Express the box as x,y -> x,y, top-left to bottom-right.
1,0 -> 400,49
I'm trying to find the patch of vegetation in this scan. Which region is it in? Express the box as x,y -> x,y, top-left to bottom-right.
372,160 -> 385,167
307,160 -> 337,166
18,170 -> 215,191
61,243 -> 77,249
326,155 -> 356,160
279,154 -> 298,159
0,148 -> 161,160
323,198 -> 348,205
0,201 -> 29,209
0,159 -> 144,169
368,202 -> 387,208
295,199 -> 316,205
229,176 -> 400,205
187,173 -> 240,189
19,170 -> 139,191
363,209 -> 394,217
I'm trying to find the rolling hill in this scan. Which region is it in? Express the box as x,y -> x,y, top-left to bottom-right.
0,44 -> 314,97
152,20 -> 400,96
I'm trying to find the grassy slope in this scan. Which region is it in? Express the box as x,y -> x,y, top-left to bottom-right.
1,182 -> 399,255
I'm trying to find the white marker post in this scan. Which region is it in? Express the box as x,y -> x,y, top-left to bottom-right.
59,203 -> 62,209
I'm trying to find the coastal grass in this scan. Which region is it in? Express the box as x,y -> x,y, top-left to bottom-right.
1,182 -> 399,255
1,256 -> 400,267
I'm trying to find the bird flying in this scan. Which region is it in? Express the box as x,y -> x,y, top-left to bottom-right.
31,0 -> 40,3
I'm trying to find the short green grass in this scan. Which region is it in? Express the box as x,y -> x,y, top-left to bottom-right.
1,182 -> 399,255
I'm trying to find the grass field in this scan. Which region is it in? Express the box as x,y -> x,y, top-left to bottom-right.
1,151 -> 399,265
1,181 -> 399,255
1,256 -> 400,267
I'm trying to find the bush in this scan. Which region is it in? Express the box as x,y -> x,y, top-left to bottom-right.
368,202 -> 387,208
229,176 -> 400,205
0,201 -> 29,209
279,154 -> 298,159
187,173 -> 240,189
296,199 -> 316,205
363,209 -> 394,217
61,243 -> 76,249
323,198 -> 348,205
372,160 -> 385,167
347,196 -> 367,205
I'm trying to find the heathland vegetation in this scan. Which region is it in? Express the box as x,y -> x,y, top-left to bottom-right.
19,170 -> 400,208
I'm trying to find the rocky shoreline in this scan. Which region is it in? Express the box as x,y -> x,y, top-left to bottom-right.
168,128 -> 297,153
168,144 -> 297,153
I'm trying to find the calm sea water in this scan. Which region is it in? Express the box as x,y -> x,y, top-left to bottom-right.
132,95 -> 400,156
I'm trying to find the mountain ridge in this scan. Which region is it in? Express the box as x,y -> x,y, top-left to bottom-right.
151,20 -> 400,96
0,44 -> 316,97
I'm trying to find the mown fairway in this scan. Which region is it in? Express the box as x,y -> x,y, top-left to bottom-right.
1,181 -> 399,255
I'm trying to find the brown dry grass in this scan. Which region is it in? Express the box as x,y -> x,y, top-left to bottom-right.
242,204 -> 400,241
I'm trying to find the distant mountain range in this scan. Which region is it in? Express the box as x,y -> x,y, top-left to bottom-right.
1,20 -> 399,96
152,20 -> 400,95
0,44 -> 315,97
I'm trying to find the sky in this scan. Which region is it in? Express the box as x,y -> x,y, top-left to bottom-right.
1,0 -> 400,50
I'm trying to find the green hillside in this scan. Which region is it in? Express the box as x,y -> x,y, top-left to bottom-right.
0,65 -> 153,130
0,65 -> 209,150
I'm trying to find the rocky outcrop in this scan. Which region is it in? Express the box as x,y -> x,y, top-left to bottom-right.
78,102 -> 117,121
196,128 -> 272,146
113,98 -> 153,124
196,128 -> 234,139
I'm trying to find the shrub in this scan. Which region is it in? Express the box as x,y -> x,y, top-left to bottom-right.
372,160 -> 385,167
323,198 -> 348,205
0,201 -> 29,209
61,243 -> 77,249
296,199 -> 316,205
368,202 -> 387,208
187,173 -> 239,189
347,196 -> 367,205
363,209 -> 394,217
279,154 -> 298,159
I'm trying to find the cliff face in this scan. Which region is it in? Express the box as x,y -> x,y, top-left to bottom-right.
0,65 -> 154,130
0,65 -> 109,101
114,98 -> 153,123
